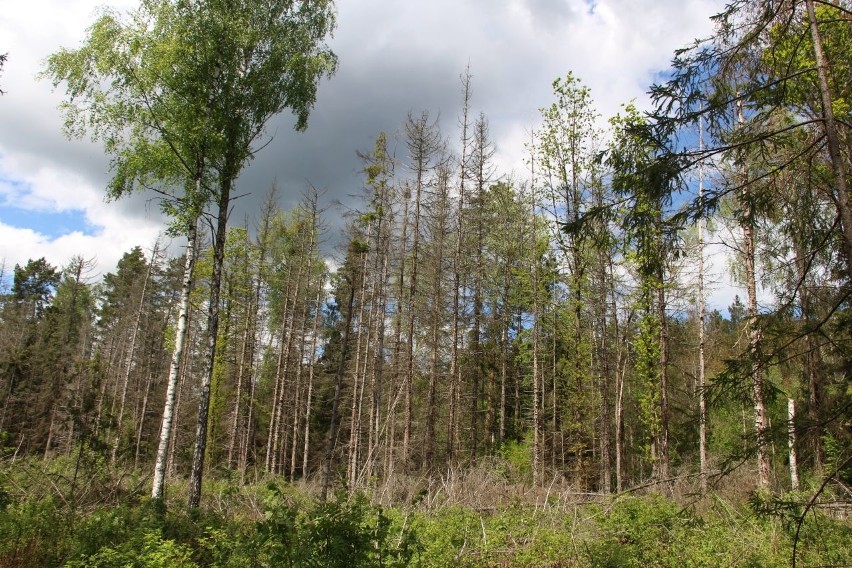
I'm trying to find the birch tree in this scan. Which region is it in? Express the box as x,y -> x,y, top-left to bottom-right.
44,0 -> 337,508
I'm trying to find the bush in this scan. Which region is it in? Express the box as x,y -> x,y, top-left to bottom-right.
204,484 -> 416,567
584,495 -> 683,567
65,530 -> 196,568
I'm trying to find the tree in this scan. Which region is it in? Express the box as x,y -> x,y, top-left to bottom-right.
45,0 -> 337,508
534,73 -> 608,487
45,0 -> 218,500
1,258 -> 62,438
182,0 -> 336,508
645,0 -> 852,489
400,111 -> 444,465
608,104 -> 676,481
321,239 -> 362,501
0,257 -> 98,456
12,257 -> 61,319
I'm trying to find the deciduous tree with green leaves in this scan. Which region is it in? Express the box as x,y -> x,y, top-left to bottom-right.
44,0 -> 337,508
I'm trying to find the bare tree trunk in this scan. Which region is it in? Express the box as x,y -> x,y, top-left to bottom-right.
530,167 -> 543,487
238,195 -> 275,480
152,222 -> 197,500
403,172 -> 420,467
657,259 -> 670,481
745,170 -> 771,490
266,324 -> 287,473
500,310 -> 508,444
426,166 -> 450,470
402,112 -> 441,467
788,398 -> 799,491
469,116 -> 492,461
168,321 -> 194,480
228,297 -> 253,469
612,264 -> 628,493
239,375 -> 256,482
188,166 -> 233,509
289,316 -> 308,481
94,332 -> 120,439
391,181 -> 410,474
697,122 -> 708,492
134,370 -> 152,468
737,99 -> 771,490
367,248 -> 389,480
268,258 -> 304,474
806,0 -> 852,281
347,244 -> 370,486
515,307 -> 523,438
44,404 -> 57,459
597,257 -> 612,494
448,69 -> 473,463
615,362 -> 625,493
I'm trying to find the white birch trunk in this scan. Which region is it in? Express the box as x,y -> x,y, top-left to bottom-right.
152,223 -> 197,500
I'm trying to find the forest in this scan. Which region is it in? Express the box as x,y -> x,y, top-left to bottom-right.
0,0 -> 850,566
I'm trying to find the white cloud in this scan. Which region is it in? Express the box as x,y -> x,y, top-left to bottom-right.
0,0 -> 164,277
0,154 -> 163,278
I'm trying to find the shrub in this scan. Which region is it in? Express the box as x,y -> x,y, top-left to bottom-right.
213,484 -> 416,567
65,529 -> 196,568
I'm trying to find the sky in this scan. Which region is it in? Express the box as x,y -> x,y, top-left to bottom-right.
0,0 -> 749,309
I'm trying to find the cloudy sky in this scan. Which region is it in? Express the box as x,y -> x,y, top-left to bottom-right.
1,0 -> 744,306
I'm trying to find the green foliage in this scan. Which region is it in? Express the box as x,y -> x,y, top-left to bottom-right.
0,461 -> 848,568
585,495 -> 682,566
496,434 -> 534,483
11,257 -> 61,316
200,485 -> 416,567
634,312 -> 661,457
0,497 -> 68,566
411,505 -> 482,567
66,529 -> 196,568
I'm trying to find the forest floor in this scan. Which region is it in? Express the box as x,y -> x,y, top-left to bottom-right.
0,451 -> 849,567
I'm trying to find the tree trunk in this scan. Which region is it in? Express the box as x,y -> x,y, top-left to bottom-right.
736,98 -> 771,490
448,69 -> 472,463
657,261 -> 670,481
347,245 -> 370,486
806,0 -> 852,281
134,370 -> 152,469
788,398 -> 799,491
302,287 -> 323,479
188,169 -> 232,509
698,121 -> 708,491
152,221 -> 197,500
530,165 -> 543,487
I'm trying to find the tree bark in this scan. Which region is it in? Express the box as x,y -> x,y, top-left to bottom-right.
788,398 -> 800,491
188,169 -> 232,509
698,121 -> 708,492
152,221 -> 197,501
806,0 -> 852,281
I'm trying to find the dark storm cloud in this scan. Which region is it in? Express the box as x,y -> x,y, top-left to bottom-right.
228,11 -> 477,246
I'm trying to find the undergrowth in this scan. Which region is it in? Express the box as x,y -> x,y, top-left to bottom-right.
0,455 -> 848,567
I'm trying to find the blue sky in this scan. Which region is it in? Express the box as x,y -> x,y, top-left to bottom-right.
0,205 -> 95,240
